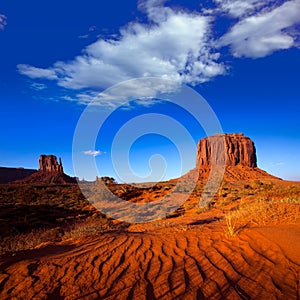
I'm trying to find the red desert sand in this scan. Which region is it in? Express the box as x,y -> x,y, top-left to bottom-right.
0,216 -> 299,299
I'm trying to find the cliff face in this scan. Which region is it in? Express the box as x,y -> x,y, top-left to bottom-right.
197,133 -> 257,168
39,155 -> 63,173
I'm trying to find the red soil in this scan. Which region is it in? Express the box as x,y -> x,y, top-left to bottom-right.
0,219 -> 299,299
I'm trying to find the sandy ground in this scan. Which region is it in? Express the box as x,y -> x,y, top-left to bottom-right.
1,221 -> 299,299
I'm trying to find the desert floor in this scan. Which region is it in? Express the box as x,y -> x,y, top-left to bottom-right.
0,179 -> 300,299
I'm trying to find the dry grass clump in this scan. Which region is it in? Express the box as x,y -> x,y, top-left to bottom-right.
219,182 -> 300,237
224,210 -> 248,238
62,218 -> 114,240
176,224 -> 190,232
237,197 -> 300,226
223,196 -> 300,237
225,214 -> 236,237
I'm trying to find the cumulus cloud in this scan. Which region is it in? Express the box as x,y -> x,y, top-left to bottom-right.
0,14 -> 7,30
218,0 -> 300,57
17,0 -> 300,105
17,1 -> 225,94
83,150 -> 105,157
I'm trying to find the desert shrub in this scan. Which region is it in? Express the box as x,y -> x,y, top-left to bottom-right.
261,183 -> 274,190
62,222 -> 109,240
0,216 -> 120,255
176,224 -> 190,231
254,180 -> 263,186
279,197 -> 300,204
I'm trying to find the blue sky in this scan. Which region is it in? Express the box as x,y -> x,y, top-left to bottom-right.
0,0 -> 299,182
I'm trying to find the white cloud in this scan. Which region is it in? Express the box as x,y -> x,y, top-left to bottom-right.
94,78 -> 180,103
89,26 -> 97,32
17,2 -> 225,95
18,64 -> 57,80
61,79 -> 179,108
78,25 -> 98,39
213,0 -> 271,18
0,14 -> 7,30
30,82 -> 47,91
83,150 -> 105,157
138,0 -> 173,23
218,0 -> 300,57
78,34 -> 89,39
270,161 -> 285,166
16,0 -> 300,105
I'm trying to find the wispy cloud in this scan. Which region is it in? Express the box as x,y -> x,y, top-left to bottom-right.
78,25 -> 98,39
0,14 -> 7,30
78,34 -> 89,39
217,0 -> 300,57
18,64 -> 57,80
270,161 -> 285,166
89,26 -> 97,32
83,150 -> 105,157
60,78 -> 180,108
213,0 -> 270,18
30,82 -> 47,91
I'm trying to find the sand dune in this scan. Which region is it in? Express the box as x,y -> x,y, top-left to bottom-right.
1,223 -> 299,299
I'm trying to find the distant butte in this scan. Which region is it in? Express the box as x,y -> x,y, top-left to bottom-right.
12,155 -> 77,184
194,133 -> 280,181
197,133 -> 257,168
39,154 -> 64,173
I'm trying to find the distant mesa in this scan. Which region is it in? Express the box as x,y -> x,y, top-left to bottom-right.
0,167 -> 37,184
7,155 -> 77,184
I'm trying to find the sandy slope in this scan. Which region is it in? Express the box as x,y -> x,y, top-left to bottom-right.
1,222 -> 299,299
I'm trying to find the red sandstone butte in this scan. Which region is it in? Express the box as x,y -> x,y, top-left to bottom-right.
197,133 -> 257,168
39,155 -> 64,173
